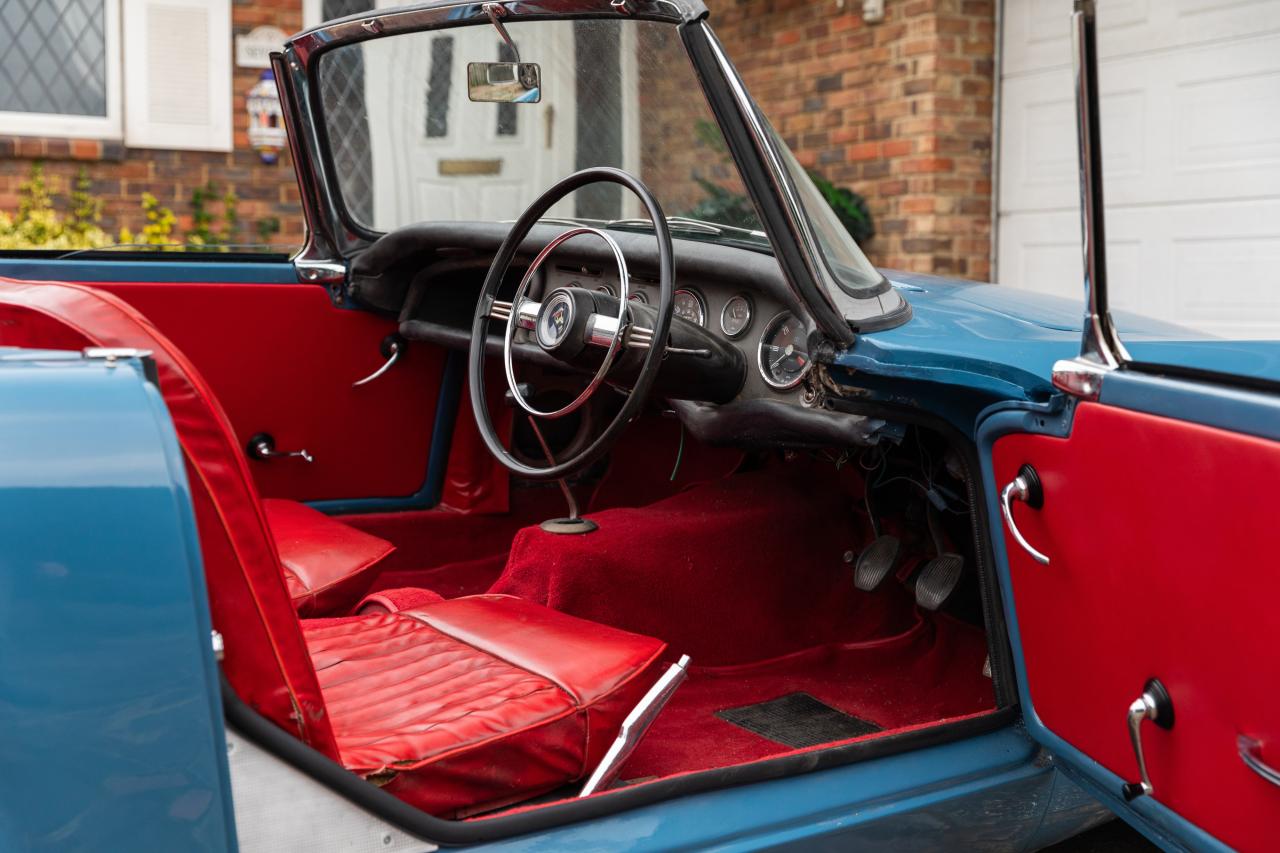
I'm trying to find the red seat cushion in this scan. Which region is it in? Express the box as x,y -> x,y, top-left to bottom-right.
264,498 -> 395,616
303,594 -> 667,818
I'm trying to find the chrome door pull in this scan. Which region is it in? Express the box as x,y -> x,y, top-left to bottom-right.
1239,736 -> 1280,787
247,432 -> 313,464
1122,678 -> 1175,801
1000,463 -> 1050,565
353,334 -> 404,388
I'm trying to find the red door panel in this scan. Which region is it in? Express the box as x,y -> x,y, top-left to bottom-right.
95,282 -> 446,503
994,402 -> 1280,851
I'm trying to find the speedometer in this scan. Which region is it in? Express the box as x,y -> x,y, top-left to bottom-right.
673,289 -> 706,326
757,312 -> 811,390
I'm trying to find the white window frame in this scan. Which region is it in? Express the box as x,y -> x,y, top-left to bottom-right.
0,0 -> 123,139
121,0 -> 232,152
303,0 -> 324,29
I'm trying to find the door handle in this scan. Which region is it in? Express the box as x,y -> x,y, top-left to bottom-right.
247,432 -> 313,464
1239,736 -> 1280,787
1122,678 -> 1175,800
1000,463 -> 1050,565
353,334 -> 404,388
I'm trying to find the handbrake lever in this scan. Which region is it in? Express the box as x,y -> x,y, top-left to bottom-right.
579,655 -> 691,797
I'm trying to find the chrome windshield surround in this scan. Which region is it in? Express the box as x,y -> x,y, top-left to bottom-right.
698,22 -> 904,344
280,0 -> 702,266
290,0 -> 698,65
1069,0 -> 1129,376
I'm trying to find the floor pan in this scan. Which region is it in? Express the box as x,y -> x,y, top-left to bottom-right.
618,610 -> 993,780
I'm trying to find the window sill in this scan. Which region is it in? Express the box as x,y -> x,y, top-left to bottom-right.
0,135 -> 126,163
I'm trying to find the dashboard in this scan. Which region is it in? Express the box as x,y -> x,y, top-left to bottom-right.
542,262 -> 813,403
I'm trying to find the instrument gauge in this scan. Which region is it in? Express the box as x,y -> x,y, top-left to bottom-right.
720,294 -> 752,338
628,290 -> 648,304
757,312 -> 811,390
673,289 -> 707,326
594,284 -> 616,297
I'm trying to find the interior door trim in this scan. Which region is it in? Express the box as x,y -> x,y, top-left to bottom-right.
976,397 -> 1236,853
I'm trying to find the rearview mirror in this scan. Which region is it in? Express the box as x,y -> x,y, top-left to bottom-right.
467,62 -> 542,104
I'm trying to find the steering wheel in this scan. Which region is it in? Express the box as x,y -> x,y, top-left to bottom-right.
468,167 -> 674,481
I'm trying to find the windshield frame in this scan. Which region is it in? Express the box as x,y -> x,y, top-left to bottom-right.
283,0 -> 909,339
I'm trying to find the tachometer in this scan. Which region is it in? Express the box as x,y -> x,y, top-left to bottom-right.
757,312 -> 811,390
673,289 -> 706,326
720,293 -> 752,338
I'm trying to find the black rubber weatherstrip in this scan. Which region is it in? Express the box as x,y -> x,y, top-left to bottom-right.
222,673 -> 1015,846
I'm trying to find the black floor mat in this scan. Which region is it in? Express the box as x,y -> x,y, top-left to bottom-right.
715,692 -> 882,748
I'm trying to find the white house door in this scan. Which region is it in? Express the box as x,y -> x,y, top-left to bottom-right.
996,1 -> 1280,339
364,19 -> 580,226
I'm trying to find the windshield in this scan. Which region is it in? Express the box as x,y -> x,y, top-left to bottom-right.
316,18 -> 768,249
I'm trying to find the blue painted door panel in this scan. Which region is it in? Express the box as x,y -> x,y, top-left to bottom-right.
0,354 -> 235,852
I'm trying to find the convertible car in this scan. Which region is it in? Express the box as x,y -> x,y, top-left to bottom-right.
0,1 -> 1275,851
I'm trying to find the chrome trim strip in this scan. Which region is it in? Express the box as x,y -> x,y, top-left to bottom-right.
1071,0 -> 1129,371
292,0 -> 693,65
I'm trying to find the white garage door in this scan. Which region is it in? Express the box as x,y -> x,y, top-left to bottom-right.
996,0 -> 1280,339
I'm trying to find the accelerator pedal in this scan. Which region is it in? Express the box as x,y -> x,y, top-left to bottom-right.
913,553 -> 964,611
854,535 -> 901,592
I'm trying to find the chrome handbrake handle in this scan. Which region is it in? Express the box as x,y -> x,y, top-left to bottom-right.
1000,464 -> 1049,565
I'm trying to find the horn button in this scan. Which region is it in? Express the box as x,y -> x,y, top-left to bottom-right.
535,288 -> 592,359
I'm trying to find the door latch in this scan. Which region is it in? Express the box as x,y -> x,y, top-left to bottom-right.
353,334 -> 404,388
247,432 -> 313,464
1123,678 -> 1175,800
1000,463 -> 1050,565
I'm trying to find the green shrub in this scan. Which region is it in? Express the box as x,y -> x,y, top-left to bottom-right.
0,163 -> 112,250
1,162 -> 277,252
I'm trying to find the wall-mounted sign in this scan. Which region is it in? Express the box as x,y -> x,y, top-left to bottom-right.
247,70 -> 287,164
236,25 -> 288,69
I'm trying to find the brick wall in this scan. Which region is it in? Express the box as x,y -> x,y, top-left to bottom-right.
0,0 -> 307,248
0,0 -> 997,279
712,0 -> 996,279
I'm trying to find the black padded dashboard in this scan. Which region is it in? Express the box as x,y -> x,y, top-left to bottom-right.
351,221 -> 819,406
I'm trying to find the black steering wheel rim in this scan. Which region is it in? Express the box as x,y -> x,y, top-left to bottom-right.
468,167 -> 674,481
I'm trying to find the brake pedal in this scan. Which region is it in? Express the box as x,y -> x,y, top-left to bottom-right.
913,553 -> 964,611
854,535 -> 901,592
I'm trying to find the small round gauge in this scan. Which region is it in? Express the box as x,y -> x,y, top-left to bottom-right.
720,293 -> 753,338
673,289 -> 706,326
594,284 -> 616,297
628,290 -> 649,304
757,312 -> 812,390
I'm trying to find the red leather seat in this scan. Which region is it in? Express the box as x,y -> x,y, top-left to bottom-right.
0,278 -> 392,616
264,498 -> 394,614
308,595 -> 665,816
0,278 -> 669,815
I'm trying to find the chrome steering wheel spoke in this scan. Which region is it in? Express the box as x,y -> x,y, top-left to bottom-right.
501,227 -> 631,421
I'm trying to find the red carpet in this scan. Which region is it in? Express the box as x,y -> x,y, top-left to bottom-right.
619,610 -> 993,779
491,463 -> 918,665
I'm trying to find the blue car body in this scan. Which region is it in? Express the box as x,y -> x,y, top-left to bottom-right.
0,260 -> 1212,852
2,0 -> 1276,849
